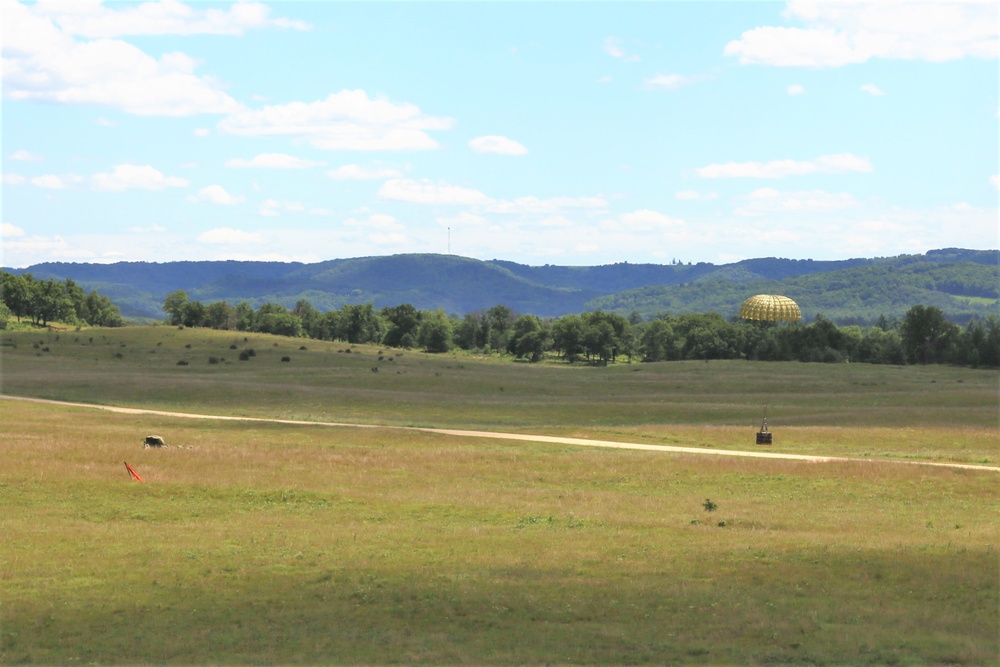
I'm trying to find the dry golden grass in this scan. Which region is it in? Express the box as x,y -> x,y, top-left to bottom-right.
2,397 -> 997,665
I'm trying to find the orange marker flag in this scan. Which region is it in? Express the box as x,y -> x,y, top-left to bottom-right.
124,461 -> 145,482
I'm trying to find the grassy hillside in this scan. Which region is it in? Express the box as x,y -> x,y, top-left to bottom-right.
2,326 -> 997,454
1,325 -> 997,665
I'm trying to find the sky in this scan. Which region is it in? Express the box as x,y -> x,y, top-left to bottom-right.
2,0 -> 998,269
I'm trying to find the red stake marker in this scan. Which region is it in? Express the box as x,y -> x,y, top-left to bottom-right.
124,461 -> 145,482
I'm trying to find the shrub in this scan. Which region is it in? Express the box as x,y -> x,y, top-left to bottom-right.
703,499 -> 718,512
238,350 -> 251,361
208,356 -> 220,364
177,360 -> 189,366
281,356 -> 291,362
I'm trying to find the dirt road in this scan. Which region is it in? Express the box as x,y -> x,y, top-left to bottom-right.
3,394 -> 997,472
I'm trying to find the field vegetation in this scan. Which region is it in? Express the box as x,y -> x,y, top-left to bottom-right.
1,325 -> 997,665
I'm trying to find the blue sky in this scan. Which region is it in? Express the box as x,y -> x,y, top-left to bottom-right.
2,0 -> 997,268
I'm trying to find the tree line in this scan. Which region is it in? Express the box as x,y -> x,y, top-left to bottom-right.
0,271 -> 124,328
161,290 -> 1000,368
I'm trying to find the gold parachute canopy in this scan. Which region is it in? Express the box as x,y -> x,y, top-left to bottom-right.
738,294 -> 801,322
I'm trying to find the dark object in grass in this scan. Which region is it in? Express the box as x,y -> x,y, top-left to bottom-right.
756,407 -> 772,445
703,499 -> 717,512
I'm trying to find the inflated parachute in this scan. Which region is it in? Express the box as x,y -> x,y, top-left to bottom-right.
738,294 -> 801,322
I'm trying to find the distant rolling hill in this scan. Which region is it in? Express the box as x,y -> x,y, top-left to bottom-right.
6,248 -> 997,324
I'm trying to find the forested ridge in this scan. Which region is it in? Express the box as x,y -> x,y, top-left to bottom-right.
6,248 -> 996,324
2,260 -> 998,367
590,260 -> 998,324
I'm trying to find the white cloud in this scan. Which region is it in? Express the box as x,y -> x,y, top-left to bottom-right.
468,135 -> 528,155
437,212 -> 489,227
128,224 -> 167,233
378,179 -> 489,205
725,0 -> 998,67
344,213 -> 401,230
861,83 -> 885,96
735,188 -> 860,216
342,213 -> 408,246
603,36 -> 626,58
193,128 -> 211,137
695,153 -> 873,178
369,232 -> 409,246
10,149 -> 43,161
327,164 -> 403,180
1,222 -> 26,238
258,198 -> 305,217
30,0 -> 311,38
259,199 -> 281,217
91,164 -> 189,191
187,185 -> 243,205
487,195 -> 608,215
226,153 -> 325,169
603,37 -> 640,61
644,73 -> 700,90
30,174 -> 78,189
602,209 -> 685,232
675,190 -> 719,201
991,174 -> 999,190
218,89 -> 454,151
4,1 -> 245,116
307,207 -> 335,217
787,84 -> 806,95
377,180 -> 608,217
3,173 -> 27,185
537,216 -> 575,228
197,227 -> 264,244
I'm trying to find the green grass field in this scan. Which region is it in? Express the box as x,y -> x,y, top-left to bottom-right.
1,326 -> 998,665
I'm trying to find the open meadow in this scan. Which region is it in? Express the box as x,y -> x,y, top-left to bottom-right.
1,326 -> 998,665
